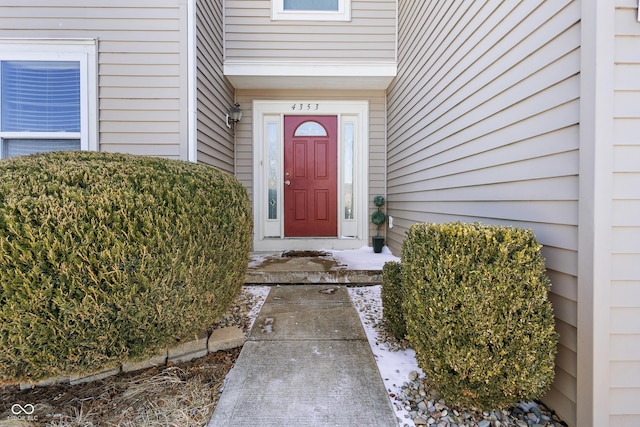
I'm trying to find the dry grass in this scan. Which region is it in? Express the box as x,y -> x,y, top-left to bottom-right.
0,348 -> 240,427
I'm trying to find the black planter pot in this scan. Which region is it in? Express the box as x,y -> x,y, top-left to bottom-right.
372,236 -> 385,253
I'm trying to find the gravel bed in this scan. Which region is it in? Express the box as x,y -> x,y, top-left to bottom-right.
396,375 -> 567,427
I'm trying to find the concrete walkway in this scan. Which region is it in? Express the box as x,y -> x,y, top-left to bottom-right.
208,285 -> 398,427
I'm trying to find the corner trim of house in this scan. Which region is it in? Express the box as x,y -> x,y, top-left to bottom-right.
186,0 -> 197,163
577,0 -> 615,425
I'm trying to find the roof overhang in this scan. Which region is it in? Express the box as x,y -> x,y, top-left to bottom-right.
224,61 -> 397,90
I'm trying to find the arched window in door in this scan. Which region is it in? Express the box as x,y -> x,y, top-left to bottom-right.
293,121 -> 327,136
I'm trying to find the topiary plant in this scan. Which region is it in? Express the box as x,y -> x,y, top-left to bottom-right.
401,222 -> 558,410
0,151 -> 253,383
371,196 -> 386,253
381,261 -> 406,340
371,195 -> 386,236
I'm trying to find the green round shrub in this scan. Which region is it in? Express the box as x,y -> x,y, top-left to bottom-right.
371,210 -> 386,226
381,261 -> 406,339
373,195 -> 385,207
402,222 -> 558,410
0,151 -> 252,383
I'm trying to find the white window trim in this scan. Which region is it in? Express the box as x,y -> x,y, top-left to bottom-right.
0,38 -> 98,158
253,100 -> 368,251
272,0 -> 351,21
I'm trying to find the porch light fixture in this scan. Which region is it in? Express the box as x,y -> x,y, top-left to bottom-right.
226,103 -> 242,130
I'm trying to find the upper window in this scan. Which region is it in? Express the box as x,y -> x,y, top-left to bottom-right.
284,0 -> 338,11
0,39 -> 97,159
272,0 -> 351,21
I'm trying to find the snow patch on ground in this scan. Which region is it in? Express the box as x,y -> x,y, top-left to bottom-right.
248,253 -> 271,268
329,246 -> 399,270
348,285 -> 422,425
241,285 -> 270,333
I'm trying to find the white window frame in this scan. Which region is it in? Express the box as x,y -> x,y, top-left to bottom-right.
272,0 -> 351,21
0,38 -> 98,159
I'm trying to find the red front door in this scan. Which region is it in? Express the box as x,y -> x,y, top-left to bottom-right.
284,115 -> 338,237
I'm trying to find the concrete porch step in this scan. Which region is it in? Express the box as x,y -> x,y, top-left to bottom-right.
245,251 -> 383,284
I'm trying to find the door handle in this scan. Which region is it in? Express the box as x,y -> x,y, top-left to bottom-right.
284,180 -> 291,186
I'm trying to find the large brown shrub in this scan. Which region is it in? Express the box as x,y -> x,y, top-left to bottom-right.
402,222 -> 557,410
0,151 -> 252,383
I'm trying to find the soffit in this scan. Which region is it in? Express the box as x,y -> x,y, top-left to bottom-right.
223,61 -> 397,90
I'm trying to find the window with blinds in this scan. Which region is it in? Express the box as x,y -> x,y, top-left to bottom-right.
0,60 -> 81,158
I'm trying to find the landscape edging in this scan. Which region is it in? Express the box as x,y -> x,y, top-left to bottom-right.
18,326 -> 245,390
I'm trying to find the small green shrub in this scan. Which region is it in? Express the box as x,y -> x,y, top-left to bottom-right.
381,261 -> 406,339
0,151 -> 253,383
402,222 -> 557,410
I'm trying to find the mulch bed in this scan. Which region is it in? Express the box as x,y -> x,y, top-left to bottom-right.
0,348 -> 240,426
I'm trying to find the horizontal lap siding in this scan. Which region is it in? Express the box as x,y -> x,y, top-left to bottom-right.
0,1 -> 187,159
224,0 -> 396,63
387,2 -> 580,425
610,2 -> 640,425
196,0 -> 235,171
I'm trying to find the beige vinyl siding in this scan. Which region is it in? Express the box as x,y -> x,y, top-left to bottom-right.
387,2 -> 580,425
196,0 -> 235,171
610,2 -> 640,424
234,89 -> 386,239
0,1 -> 188,159
224,0 -> 396,63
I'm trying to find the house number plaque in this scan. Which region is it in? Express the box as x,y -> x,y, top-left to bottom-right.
291,103 -> 320,111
